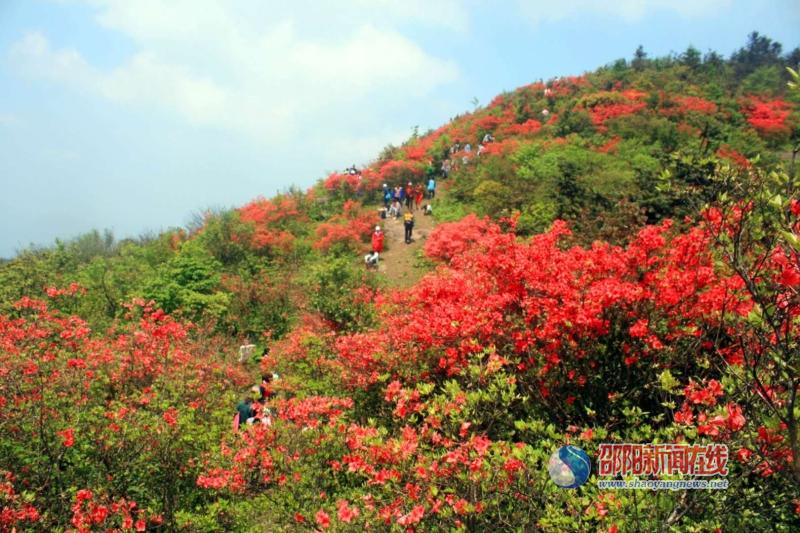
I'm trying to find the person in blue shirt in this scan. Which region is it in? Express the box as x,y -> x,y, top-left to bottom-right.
427,177 -> 436,199
382,184 -> 392,208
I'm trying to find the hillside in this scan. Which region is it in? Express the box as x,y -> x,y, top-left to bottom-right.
1,33 -> 799,532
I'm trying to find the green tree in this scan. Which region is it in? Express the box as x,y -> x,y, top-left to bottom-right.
141,240 -> 229,320
731,31 -> 783,80
306,256 -> 378,332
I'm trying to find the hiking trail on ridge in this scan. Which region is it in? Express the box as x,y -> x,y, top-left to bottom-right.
376,202 -> 438,289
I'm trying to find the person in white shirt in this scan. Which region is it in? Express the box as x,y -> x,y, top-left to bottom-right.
364,251 -> 379,268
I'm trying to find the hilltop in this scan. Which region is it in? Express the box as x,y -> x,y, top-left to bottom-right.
0,33 -> 799,531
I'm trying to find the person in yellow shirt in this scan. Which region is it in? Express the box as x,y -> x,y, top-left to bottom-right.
403,211 -> 414,244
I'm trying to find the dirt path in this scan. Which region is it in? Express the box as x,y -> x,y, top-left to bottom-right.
375,201 -> 437,288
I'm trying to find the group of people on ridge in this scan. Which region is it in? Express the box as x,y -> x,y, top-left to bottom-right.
382,181 -> 435,217
382,181 -> 434,216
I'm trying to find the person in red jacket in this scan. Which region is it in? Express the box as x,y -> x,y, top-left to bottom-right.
414,184 -> 424,210
371,226 -> 384,253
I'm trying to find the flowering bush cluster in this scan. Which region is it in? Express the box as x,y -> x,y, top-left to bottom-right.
314,200 -> 376,252
741,97 -> 793,137
0,295 -> 250,530
578,91 -> 648,132
238,196 -> 305,252
660,95 -> 718,116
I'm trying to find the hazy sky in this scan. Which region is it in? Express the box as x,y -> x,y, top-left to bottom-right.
1,0 -> 798,257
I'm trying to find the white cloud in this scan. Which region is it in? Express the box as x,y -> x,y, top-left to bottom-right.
349,0 -> 471,32
8,1 -> 461,157
10,32 -> 96,88
516,0 -> 732,25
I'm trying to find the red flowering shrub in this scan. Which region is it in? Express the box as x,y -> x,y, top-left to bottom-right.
660,95 -> 718,116
497,118 -> 542,137
323,171 -> 362,192
333,218 -> 754,390
620,89 -> 647,101
596,136 -> 621,153
480,138 -> 519,156
577,90 -> 648,132
0,471 -> 40,530
424,214 -> 497,262
314,200 -> 375,252
588,101 -> 647,131
68,489 -> 160,532
716,145 -> 750,168
0,294 -> 250,529
404,126 -> 449,161
741,97 -> 793,138
238,196 -> 305,252
377,159 -> 424,184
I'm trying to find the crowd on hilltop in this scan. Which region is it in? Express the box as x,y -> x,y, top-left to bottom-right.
358,134 -> 503,269
380,180 -> 435,219
363,159 -> 441,267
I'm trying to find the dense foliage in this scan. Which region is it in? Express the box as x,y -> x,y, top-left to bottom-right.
1,33 -> 798,531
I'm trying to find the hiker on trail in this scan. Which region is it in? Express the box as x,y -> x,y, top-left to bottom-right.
414,184 -> 424,210
464,143 -> 472,153
482,133 -> 494,144
371,226 -> 384,253
364,251 -> 379,268
441,160 -> 451,179
382,184 -> 392,208
424,203 -> 433,216
403,210 -> 415,244
404,182 -> 414,209
477,144 -> 485,156
427,177 -> 436,199
389,199 -> 402,219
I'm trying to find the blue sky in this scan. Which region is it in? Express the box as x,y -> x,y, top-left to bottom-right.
0,0 -> 798,258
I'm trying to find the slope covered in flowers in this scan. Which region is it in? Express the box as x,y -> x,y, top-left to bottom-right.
0,34 -> 799,531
